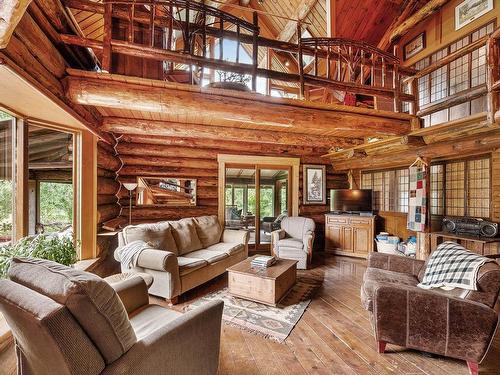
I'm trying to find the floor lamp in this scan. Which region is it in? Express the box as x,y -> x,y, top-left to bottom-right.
123,183 -> 138,226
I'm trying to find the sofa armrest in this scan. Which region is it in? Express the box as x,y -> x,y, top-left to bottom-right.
270,229 -> 286,256
368,252 -> 425,278
136,249 -> 178,273
102,300 -> 224,375
303,232 -> 315,255
110,276 -> 149,314
373,284 -> 498,363
222,229 -> 249,245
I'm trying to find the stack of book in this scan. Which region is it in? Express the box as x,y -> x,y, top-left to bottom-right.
251,255 -> 276,268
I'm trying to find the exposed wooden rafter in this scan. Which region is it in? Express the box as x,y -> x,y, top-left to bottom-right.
277,0 -> 318,42
0,0 -> 33,48
389,0 -> 449,43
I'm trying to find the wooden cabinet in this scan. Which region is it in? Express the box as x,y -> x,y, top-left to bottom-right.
325,214 -> 376,258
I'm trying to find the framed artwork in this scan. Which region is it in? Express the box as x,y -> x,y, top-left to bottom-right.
404,32 -> 426,60
303,165 -> 326,205
455,0 -> 493,30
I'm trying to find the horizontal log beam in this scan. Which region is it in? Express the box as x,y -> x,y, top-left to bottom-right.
117,136 -> 330,156
332,129 -> 500,170
104,117 -> 355,149
66,71 -> 414,138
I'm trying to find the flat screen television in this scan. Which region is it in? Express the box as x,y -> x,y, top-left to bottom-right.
330,189 -> 372,213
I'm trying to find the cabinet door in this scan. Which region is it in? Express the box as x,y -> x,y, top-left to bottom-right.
343,227 -> 353,252
326,225 -> 343,249
353,226 -> 371,254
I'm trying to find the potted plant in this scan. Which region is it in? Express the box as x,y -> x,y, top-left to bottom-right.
0,233 -> 78,278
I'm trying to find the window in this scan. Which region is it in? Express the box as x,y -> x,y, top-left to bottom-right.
0,111 -> 15,244
361,167 -> 409,213
412,21 -> 495,124
362,157 -> 491,218
430,157 -> 491,218
38,182 -> 73,233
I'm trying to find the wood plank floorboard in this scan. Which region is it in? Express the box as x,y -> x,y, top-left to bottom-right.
1,254 -> 499,374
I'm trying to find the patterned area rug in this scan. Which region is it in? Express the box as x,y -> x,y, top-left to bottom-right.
185,276 -> 322,342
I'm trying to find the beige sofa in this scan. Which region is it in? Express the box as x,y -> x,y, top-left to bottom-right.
115,215 -> 249,302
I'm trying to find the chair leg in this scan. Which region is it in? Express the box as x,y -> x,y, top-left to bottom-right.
377,340 -> 386,354
466,361 -> 478,375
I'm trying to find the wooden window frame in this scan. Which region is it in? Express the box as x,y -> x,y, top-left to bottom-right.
430,154 -> 492,219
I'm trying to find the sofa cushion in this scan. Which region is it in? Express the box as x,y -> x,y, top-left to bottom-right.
8,257 -> 136,364
129,305 -> 182,340
170,218 -> 203,255
361,268 -> 419,311
184,249 -> 228,264
177,257 -> 208,276
278,238 -> 303,250
123,221 -> 178,254
205,242 -> 244,256
194,215 -> 222,248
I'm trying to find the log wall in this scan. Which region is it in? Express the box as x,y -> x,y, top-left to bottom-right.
112,137 -> 349,251
97,140 -> 122,229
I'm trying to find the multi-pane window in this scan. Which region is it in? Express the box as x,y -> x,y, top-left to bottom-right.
471,46 -> 487,87
430,66 -> 448,102
430,165 -> 444,216
363,157 -> 491,218
412,21 -> 495,122
445,161 -> 466,217
361,168 -> 409,213
467,158 -> 490,218
449,55 -> 469,95
418,74 -> 430,106
430,157 -> 491,218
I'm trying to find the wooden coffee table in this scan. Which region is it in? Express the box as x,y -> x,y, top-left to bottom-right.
227,256 -> 297,306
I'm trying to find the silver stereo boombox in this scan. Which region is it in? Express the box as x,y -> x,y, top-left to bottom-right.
442,217 -> 498,238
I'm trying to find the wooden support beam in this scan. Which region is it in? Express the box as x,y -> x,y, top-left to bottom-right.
277,0 -> 318,42
0,0 -> 32,48
401,135 -> 426,147
332,129 -> 500,170
103,117 -> 357,149
326,0 -> 336,38
390,0 -> 449,43
65,70 -> 414,138
346,149 -> 367,159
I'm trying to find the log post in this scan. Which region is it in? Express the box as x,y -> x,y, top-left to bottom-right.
102,3 -> 113,72
252,11 -> 259,92
297,23 -> 305,99
393,45 -> 401,112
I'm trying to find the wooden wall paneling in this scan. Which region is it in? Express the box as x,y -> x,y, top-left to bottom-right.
492,149 -> 500,222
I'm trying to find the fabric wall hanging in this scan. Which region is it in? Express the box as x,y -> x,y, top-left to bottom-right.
407,158 -> 428,232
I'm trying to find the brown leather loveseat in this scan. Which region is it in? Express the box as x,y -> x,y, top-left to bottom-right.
361,251 -> 500,375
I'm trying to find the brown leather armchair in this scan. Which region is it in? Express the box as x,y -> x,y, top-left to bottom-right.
361,252 -> 500,375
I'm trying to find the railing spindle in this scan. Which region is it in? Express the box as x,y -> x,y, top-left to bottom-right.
360,49 -> 364,85
252,12 -> 258,91
150,4 -> 155,47
327,45 -> 331,80
185,1 -> 190,53
219,18 -> 224,60
314,41 -> 318,76
236,25 -> 240,64
381,57 -> 386,88
128,4 -> 134,43
297,23 -> 305,98
337,46 -> 341,81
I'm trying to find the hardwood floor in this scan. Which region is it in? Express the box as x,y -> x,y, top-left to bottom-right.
1,254 -> 499,375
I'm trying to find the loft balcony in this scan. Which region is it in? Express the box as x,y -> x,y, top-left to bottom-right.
61,0 -> 417,113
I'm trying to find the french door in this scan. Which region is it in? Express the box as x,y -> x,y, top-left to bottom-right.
224,163 -> 292,251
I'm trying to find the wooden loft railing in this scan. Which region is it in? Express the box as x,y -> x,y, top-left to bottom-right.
61,0 -> 416,112
297,37 -> 415,111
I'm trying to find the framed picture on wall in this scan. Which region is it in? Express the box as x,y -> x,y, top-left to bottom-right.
403,32 -> 426,60
455,0 -> 494,30
303,165 -> 326,205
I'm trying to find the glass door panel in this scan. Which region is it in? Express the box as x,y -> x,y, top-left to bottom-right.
0,112 -> 14,245
258,168 -> 290,247
224,167 -> 256,245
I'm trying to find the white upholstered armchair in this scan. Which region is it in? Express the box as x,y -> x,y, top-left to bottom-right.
271,216 -> 315,269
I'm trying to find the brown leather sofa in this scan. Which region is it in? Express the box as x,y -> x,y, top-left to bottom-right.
361,252 -> 500,375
